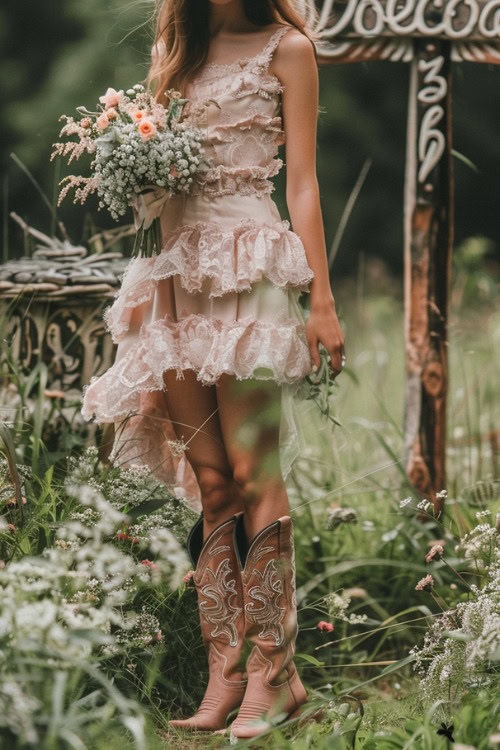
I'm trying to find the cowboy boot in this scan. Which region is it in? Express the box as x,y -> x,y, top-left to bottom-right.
169,513 -> 247,731
229,514 -> 308,739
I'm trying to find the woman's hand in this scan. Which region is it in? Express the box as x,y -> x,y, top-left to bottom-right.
306,296 -> 345,376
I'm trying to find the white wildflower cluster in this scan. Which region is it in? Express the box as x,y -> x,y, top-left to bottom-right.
65,447 -> 197,545
52,84 -> 208,220
114,605 -> 163,649
410,515 -> 500,701
0,483 -> 189,744
456,517 -> 499,568
322,590 -> 368,625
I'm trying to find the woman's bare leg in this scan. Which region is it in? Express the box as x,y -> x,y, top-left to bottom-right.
162,369 -> 244,539
215,375 -> 290,542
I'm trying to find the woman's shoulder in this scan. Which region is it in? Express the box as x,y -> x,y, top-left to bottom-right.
269,25 -> 316,70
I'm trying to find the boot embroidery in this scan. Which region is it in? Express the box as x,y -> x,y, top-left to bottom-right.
290,541 -> 297,608
200,558 -> 243,646
245,558 -> 286,646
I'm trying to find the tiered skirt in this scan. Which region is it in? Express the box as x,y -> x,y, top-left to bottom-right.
82,192 -> 314,510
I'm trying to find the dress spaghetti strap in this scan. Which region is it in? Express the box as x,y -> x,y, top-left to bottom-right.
252,25 -> 292,74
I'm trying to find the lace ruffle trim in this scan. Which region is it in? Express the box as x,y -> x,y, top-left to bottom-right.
191,159 -> 283,198
82,313 -> 311,423
105,218 -> 314,342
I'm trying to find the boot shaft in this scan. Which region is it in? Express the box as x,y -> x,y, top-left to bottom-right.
188,514 -> 246,663
235,514 -> 298,683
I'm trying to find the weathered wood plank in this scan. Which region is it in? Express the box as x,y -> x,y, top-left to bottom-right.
403,39 -> 453,511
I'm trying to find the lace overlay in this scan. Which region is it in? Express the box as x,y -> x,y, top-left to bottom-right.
82,25 -> 313,510
183,25 -> 291,199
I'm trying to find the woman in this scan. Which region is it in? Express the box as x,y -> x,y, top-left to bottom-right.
82,0 -> 345,738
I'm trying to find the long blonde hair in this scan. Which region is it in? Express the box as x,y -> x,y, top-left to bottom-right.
146,0 -> 317,103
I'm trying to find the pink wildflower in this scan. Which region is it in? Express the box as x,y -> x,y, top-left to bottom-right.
182,570 -> 195,584
80,118 -> 92,128
317,620 -> 334,632
156,631 -> 163,642
116,533 -> 139,544
141,559 -> 158,570
99,87 -> 123,108
425,544 -> 444,563
415,574 -> 434,591
96,113 -> 110,130
106,107 -> 118,120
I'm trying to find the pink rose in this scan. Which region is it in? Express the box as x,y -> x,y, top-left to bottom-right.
131,109 -> 146,122
99,87 -> 123,108
96,113 -> 110,130
138,119 -> 157,141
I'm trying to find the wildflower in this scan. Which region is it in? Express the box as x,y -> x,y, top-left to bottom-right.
8,523 -> 15,534
325,506 -> 358,531
399,497 -> 412,508
475,509 -> 491,520
425,544 -> 444,563
156,631 -> 163,641
417,499 -> 432,512
415,574 -> 434,591
182,569 -> 195,584
167,438 -> 189,457
116,533 -> 139,544
80,117 -> 92,128
317,621 -> 334,632
99,87 -> 123,108
6,495 -> 27,505
141,559 -> 158,570
96,113 -> 110,130
138,119 -> 157,141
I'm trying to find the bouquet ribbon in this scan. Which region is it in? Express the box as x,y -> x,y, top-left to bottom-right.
131,185 -> 171,231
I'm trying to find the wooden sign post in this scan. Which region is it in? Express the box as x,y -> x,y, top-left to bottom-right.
309,0 -> 500,510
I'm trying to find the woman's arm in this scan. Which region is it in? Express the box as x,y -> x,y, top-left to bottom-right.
271,30 -> 345,374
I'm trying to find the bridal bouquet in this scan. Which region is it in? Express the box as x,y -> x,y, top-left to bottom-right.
51,84 -> 208,257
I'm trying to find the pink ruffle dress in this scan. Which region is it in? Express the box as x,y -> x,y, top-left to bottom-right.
82,25 -> 314,511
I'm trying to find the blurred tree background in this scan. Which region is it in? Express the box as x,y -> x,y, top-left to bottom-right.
1,0 -> 499,275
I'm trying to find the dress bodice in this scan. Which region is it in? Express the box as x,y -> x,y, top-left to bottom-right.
183,25 -> 291,199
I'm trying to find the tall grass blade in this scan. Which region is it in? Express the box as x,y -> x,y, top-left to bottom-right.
10,152 -> 68,240
328,157 -> 372,270
2,174 -> 8,262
